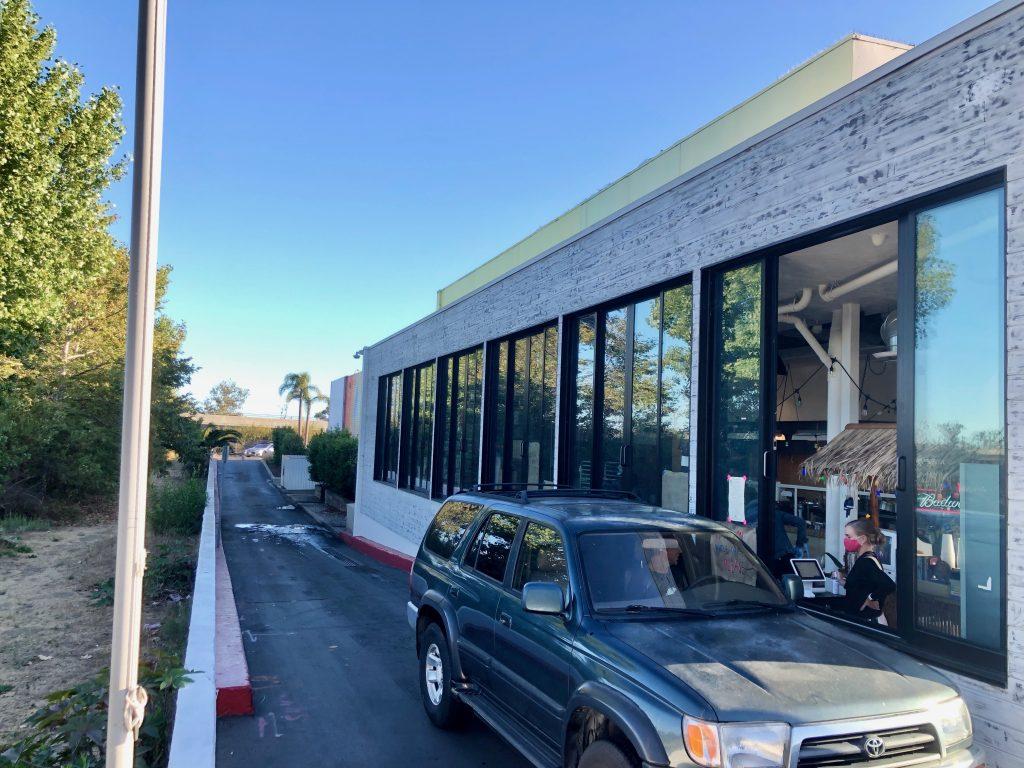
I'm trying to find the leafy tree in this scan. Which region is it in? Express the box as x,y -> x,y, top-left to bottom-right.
201,379 -> 249,415
271,426 -> 305,463
0,0 -> 125,363
307,429 -> 358,499
0,0 -> 202,511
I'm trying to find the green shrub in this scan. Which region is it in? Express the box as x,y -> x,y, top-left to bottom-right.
271,426 -> 305,463
145,543 -> 196,600
307,429 -> 358,500
149,478 -> 206,535
0,654 -> 191,768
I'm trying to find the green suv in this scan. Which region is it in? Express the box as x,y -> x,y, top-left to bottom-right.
407,488 -> 984,768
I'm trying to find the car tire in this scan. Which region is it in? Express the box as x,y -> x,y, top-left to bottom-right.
578,739 -> 639,768
418,623 -> 467,729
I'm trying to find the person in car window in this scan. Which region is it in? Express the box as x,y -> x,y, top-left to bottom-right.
840,517 -> 896,623
640,537 -> 687,607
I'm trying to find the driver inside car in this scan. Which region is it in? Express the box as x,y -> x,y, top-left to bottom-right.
641,536 -> 687,607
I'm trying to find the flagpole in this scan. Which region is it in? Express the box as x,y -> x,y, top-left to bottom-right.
106,0 -> 168,765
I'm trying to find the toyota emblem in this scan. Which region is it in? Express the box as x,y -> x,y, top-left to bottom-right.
863,735 -> 886,759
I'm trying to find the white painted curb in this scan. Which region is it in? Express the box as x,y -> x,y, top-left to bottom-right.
167,465 -> 218,767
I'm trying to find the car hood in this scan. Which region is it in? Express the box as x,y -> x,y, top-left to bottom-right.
602,611 -> 956,724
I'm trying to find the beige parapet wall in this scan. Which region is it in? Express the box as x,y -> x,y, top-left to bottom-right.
198,412 -> 328,434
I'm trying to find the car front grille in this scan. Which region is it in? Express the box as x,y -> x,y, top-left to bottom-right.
797,724 -> 940,768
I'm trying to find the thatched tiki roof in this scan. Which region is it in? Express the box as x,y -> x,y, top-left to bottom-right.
800,423 -> 897,491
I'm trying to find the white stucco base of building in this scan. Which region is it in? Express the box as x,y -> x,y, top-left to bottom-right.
351,504 -> 419,557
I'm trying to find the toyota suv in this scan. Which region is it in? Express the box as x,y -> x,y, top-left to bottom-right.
407,488 -> 984,768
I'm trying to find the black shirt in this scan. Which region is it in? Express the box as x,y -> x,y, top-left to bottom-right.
844,553 -> 896,618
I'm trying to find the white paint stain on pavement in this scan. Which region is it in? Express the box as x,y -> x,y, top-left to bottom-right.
234,522 -> 335,558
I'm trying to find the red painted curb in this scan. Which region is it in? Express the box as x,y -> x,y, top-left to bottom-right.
216,685 -> 254,717
338,531 -> 414,572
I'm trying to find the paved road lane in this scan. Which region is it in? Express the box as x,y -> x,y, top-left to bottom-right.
216,459 -> 527,768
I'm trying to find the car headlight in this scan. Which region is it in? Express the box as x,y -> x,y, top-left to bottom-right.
684,716 -> 790,767
934,697 -> 972,749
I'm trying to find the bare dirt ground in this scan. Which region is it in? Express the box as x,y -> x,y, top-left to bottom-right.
0,522 -> 116,741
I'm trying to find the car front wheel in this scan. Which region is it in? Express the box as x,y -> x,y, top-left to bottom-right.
578,739 -> 639,768
418,623 -> 467,729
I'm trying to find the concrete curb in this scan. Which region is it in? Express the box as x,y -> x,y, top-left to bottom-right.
215,544 -> 253,716
167,467 -> 219,767
291,495 -> 414,572
337,530 -> 414,572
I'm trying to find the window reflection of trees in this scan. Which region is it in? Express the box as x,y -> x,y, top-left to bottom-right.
494,326 -> 558,485
425,501 -> 480,559
573,283 -> 693,502
474,514 -> 518,580
709,263 -> 762,530
515,523 -> 568,589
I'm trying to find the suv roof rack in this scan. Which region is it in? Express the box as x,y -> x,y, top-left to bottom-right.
467,483 -> 641,504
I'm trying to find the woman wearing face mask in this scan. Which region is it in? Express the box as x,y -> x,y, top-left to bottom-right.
839,518 -> 896,623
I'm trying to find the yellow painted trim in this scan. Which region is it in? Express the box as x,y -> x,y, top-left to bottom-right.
436,34 -> 912,308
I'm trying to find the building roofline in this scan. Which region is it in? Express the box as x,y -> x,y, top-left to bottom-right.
364,0 -> 1019,355
433,33 -> 913,308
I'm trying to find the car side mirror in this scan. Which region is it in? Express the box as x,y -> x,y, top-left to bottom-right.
522,582 -> 565,615
781,574 -> 802,603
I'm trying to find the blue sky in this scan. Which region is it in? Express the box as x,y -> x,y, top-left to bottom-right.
35,0 -> 994,416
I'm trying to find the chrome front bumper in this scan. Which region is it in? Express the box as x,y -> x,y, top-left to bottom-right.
406,600 -> 418,632
941,744 -> 987,767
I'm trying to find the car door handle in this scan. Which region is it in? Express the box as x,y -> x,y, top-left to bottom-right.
498,612 -> 512,628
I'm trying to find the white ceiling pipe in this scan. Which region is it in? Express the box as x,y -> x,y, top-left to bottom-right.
777,287 -> 812,315
779,314 -> 833,369
818,259 -> 897,303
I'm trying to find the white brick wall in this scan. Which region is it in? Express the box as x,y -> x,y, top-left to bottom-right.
355,4 -> 1024,763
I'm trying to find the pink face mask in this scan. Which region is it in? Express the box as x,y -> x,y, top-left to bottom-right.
843,537 -> 862,553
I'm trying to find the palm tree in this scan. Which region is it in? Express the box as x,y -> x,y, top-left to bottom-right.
305,391 -> 329,442
202,427 -> 242,451
279,372 -> 311,437
279,372 -> 325,443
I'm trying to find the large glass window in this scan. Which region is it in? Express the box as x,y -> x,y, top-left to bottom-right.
911,188 -> 1005,651
573,314 -> 597,488
568,282 -> 692,509
486,325 -> 558,487
373,371 -> 402,483
434,347 -> 484,498
401,361 -> 435,493
704,262 -> 763,552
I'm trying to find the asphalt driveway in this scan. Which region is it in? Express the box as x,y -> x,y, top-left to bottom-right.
216,458 -> 526,768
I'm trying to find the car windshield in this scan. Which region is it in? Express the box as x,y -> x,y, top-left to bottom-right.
579,529 -> 788,614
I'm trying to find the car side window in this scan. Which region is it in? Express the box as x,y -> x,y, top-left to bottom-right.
512,523 -> 568,591
466,513 -> 519,583
423,501 -> 482,559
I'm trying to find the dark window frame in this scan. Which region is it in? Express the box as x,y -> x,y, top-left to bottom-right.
694,168 -> 1008,685
432,344 -> 485,499
373,370 -> 403,485
558,274 -> 694,503
482,321 -> 559,487
399,360 -> 436,496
